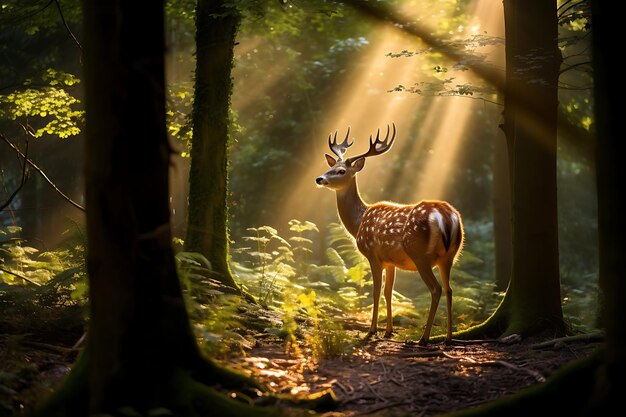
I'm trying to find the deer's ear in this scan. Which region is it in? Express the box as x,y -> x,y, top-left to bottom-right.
325,154 -> 337,167
352,157 -> 365,172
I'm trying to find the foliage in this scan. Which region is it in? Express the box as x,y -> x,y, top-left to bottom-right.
0,224 -> 87,303
175,251 -> 253,358
229,218 -> 501,357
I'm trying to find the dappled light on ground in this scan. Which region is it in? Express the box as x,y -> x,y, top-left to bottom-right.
227,334 -> 598,416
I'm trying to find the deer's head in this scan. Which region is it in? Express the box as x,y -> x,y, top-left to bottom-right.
315,123 -> 396,191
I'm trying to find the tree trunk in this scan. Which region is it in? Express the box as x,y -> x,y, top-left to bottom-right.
590,0 -> 624,410
456,0 -> 565,340
492,132 -> 512,292
31,1 -> 283,414
504,0 -> 564,336
441,2 -> 621,413
185,0 -> 241,291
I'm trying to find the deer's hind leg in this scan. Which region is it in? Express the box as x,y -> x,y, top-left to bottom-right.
437,258 -> 454,343
411,257 -> 442,346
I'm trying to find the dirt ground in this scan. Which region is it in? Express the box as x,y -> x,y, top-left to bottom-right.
229,333 -> 600,416
0,330 -> 601,416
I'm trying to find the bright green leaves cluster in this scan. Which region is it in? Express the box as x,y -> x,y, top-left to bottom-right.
0,69 -> 84,139
166,81 -> 193,156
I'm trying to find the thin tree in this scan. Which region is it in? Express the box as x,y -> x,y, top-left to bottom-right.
185,0 -> 243,293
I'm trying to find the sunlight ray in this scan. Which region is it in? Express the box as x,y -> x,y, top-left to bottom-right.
276,0 -> 503,228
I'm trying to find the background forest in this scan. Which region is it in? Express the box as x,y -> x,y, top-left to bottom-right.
0,0 -> 601,416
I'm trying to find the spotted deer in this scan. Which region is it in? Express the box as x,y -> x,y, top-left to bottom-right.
315,124 -> 464,345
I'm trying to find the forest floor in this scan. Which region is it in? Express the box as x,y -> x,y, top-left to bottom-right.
231,331 -> 601,416
0,324 -> 601,417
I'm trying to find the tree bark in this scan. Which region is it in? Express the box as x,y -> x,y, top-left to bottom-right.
31,1 -> 278,414
185,0 -> 241,291
492,132 -> 512,292
503,0 -> 564,336
455,0 -> 565,340
590,0 -> 624,410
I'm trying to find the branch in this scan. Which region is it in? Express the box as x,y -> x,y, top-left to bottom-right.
343,0 -> 590,149
0,133 -> 86,212
0,0 -> 54,25
0,266 -> 42,286
342,0 -> 505,93
53,0 -> 82,51
0,138 -> 30,211
559,60 -> 593,75
531,332 -> 604,349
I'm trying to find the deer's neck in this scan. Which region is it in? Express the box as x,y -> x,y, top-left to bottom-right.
336,178 -> 368,238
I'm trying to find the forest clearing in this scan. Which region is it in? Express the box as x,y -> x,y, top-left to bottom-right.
1,0 -> 621,416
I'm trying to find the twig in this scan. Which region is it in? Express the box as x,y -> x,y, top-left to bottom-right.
363,379 -> 387,403
0,138 -> 29,211
488,360 -> 545,383
399,350 -> 445,359
70,332 -> 87,351
0,266 -> 42,286
53,0 -> 82,51
1,133 -> 85,212
333,380 -> 353,395
361,400 -> 413,415
531,332 -> 604,349
448,338 -> 502,345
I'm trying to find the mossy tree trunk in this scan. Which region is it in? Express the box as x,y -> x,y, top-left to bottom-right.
185,0 -> 241,291
459,0 -> 565,340
445,3 -> 621,414
31,1 -> 279,415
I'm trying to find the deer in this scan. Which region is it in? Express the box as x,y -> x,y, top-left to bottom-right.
315,124 -> 464,345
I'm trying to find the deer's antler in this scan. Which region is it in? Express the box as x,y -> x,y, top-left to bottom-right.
346,123 -> 396,165
328,127 -> 353,160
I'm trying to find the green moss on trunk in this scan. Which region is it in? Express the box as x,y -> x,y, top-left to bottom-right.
185,0 -> 240,291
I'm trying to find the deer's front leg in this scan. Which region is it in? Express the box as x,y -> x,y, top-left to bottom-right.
384,266 -> 396,338
366,260 -> 383,338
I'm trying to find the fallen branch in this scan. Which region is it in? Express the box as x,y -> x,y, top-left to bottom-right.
484,360 -> 546,383
531,332 -> 604,349
0,266 -> 42,286
1,133 -> 85,212
399,350 -> 445,358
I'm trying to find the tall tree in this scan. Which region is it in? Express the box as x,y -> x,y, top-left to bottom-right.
185,0 -> 242,292
32,0 -> 284,414
446,3 -> 620,411
460,0 -> 565,339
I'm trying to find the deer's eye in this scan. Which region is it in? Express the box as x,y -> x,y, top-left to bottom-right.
337,169 -> 346,175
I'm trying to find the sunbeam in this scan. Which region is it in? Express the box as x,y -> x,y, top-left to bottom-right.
276,0 -> 503,229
